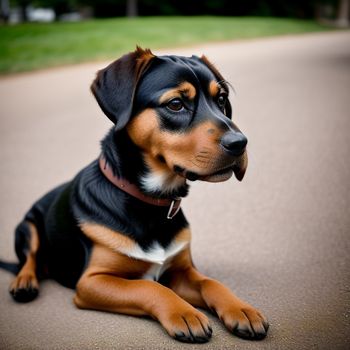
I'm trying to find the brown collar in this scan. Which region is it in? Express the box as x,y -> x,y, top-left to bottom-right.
99,156 -> 182,219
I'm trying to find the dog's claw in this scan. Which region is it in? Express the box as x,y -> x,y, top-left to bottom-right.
161,308 -> 212,343
10,286 -> 39,303
220,305 -> 269,340
9,274 -> 39,303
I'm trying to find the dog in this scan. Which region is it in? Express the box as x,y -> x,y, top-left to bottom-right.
4,47 -> 268,343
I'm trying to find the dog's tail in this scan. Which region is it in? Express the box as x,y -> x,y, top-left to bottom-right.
0,260 -> 19,275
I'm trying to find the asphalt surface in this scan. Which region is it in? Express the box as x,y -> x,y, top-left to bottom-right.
0,31 -> 350,349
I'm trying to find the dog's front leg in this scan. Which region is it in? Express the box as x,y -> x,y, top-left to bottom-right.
74,273 -> 212,343
165,249 -> 269,340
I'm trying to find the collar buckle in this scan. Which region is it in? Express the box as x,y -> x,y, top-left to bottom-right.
167,198 -> 182,219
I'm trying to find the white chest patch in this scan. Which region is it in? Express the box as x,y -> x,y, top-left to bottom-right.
140,170 -> 185,196
142,262 -> 170,281
120,239 -> 189,281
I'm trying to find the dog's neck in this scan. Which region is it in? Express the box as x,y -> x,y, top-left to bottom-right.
100,128 -> 189,199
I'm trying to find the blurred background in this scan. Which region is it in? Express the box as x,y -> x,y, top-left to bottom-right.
1,1 -> 350,349
0,0 -> 349,74
1,0 -> 349,22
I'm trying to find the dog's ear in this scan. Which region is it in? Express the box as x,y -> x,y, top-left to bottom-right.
91,47 -> 155,130
200,55 -> 232,119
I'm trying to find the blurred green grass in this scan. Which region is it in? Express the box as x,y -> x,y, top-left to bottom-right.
0,16 -> 332,74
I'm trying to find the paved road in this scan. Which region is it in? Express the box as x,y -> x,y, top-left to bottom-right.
1,31 -> 350,349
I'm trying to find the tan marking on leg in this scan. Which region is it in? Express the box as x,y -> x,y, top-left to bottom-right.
74,243 -> 211,342
10,222 -> 40,296
165,244 -> 269,340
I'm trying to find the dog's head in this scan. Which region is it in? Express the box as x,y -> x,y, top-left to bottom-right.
92,47 -> 247,193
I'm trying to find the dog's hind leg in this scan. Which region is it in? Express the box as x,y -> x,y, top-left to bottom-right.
9,221 -> 41,302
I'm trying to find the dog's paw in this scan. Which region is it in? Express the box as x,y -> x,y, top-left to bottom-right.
160,307 -> 212,343
219,304 -> 269,340
9,274 -> 39,303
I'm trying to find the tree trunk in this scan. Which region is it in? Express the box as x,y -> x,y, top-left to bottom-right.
0,0 -> 10,22
126,0 -> 138,17
337,0 -> 350,27
19,0 -> 30,22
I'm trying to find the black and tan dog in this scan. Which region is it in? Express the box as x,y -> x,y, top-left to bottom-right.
4,48 -> 268,343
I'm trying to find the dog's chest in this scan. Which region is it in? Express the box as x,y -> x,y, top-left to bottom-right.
125,240 -> 188,281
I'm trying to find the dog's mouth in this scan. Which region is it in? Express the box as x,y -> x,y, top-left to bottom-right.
199,165 -> 235,183
173,150 -> 248,183
174,164 -> 236,183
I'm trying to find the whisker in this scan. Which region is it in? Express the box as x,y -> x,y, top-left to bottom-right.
217,79 -> 236,95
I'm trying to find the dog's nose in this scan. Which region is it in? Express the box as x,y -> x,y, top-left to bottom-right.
220,132 -> 247,156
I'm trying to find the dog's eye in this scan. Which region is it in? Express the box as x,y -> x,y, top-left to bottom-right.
167,98 -> 184,112
217,94 -> 227,109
